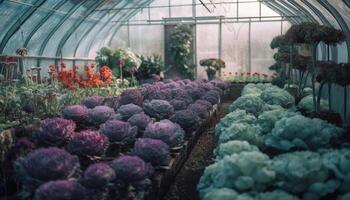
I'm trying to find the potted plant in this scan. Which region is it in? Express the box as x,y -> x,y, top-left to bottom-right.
199,58 -> 225,80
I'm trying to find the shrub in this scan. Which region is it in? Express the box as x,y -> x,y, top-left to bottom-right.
66,130 -> 109,157
36,117 -> 76,146
34,180 -> 87,200
127,113 -> 152,133
260,86 -> 294,109
81,96 -> 104,109
62,105 -> 89,122
82,163 -> 116,189
215,140 -> 259,159
100,120 -> 137,144
229,94 -> 267,116
143,100 -> 174,120
170,109 -> 200,133
131,138 -> 170,166
119,89 -> 144,106
257,109 -> 297,134
143,119 -> 185,147
88,106 -> 115,126
116,103 -> 143,120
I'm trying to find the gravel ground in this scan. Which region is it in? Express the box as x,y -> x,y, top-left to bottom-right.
163,100 -> 232,200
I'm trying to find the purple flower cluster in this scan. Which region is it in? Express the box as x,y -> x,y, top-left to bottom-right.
37,117 -> 76,146
66,130 -> 109,157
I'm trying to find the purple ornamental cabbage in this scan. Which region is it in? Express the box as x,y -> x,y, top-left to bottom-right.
170,88 -> 187,98
119,89 -> 144,106
127,113 -> 152,133
81,96 -> 104,109
143,119 -> 185,147
200,94 -> 219,105
175,95 -> 194,106
206,90 -> 221,99
212,87 -> 224,96
66,130 -> 109,157
116,103 -> 143,120
62,105 -> 89,122
143,100 -> 174,120
170,109 -> 200,133
147,89 -> 172,101
139,84 -> 160,99
199,82 -> 215,91
15,147 -> 80,188
37,117 -> 76,146
82,163 -> 116,189
102,96 -> 120,110
132,138 -> 170,166
210,79 -> 230,90
195,99 -> 213,111
100,120 -> 137,144
183,79 -> 191,84
186,88 -> 207,100
34,180 -> 87,200
88,106 -> 115,126
111,155 -> 153,184
187,103 -> 209,120
169,99 -> 188,111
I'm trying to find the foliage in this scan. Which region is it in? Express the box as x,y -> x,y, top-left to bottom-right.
170,109 -> 200,133
99,120 -> 137,144
136,55 -> 164,80
187,103 -> 209,119
169,24 -> 195,79
66,130 -> 109,157
15,147 -> 80,197
62,105 -> 89,123
260,86 -> 295,109
88,106 -> 115,126
215,140 -> 259,159
116,103 -> 143,120
200,93 -> 219,105
169,99 -> 188,111
81,96 -> 104,109
229,94 -> 267,116
131,138 -> 170,167
143,119 -> 185,147
36,117 -> 76,146
298,95 -> 329,112
143,100 -> 174,120
200,58 -> 226,80
127,113 -> 152,133
34,180 -> 87,200
265,115 -> 343,151
82,163 -> 116,189
257,109 -> 297,134
119,89 -> 144,106
270,35 -> 289,49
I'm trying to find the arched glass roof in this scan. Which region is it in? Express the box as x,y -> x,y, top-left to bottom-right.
0,0 -> 349,64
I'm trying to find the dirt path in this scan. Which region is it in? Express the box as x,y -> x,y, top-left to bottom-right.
163,99 -> 232,200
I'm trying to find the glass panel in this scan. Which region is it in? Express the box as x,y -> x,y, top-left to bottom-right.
171,0 -> 192,18
221,23 -> 249,76
238,2 -> 260,18
305,0 -> 340,28
197,24 -> 219,79
110,26 -> 129,49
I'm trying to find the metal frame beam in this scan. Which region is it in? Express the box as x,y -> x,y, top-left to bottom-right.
0,0 -> 46,54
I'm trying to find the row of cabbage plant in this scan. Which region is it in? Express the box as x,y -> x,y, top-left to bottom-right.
198,83 -> 350,200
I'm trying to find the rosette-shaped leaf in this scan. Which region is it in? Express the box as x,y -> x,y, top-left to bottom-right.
144,119 -> 185,147
175,95 -> 193,106
265,115 -> 343,151
119,89 -> 144,106
260,86 -> 295,109
215,140 -> 259,159
102,96 -> 120,110
241,84 -> 263,96
198,151 -> 276,194
34,180 -> 87,200
186,87 -> 207,100
298,95 -> 329,112
170,109 -> 200,133
147,89 -> 172,101
201,93 -> 219,105
111,155 -> 153,184
66,130 -> 109,157
195,99 -> 213,111
15,147 -> 80,193
169,99 -> 188,111
199,82 -> 214,91
127,113 -> 152,133
116,103 -> 143,120
62,105 -> 89,122
257,109 -> 298,134
37,117 -> 76,146
131,138 -> 170,166
143,100 -> 174,120
215,109 -> 257,137
212,87 -> 223,96
81,96 -> 104,109
139,83 -> 161,98
187,103 -> 209,119
229,94 -> 267,116
88,106 -> 115,126
100,120 -> 137,144
82,163 -> 116,189
170,88 -> 187,99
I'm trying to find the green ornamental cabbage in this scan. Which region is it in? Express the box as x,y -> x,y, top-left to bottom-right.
229,95 -> 267,116
260,86 -> 295,109
215,140 -> 259,160
298,95 -> 329,112
257,108 -> 298,134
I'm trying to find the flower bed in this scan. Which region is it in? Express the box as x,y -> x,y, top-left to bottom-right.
198,83 -> 349,200
0,79 -> 229,199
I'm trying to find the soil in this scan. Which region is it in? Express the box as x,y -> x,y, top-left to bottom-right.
163,97 -> 233,200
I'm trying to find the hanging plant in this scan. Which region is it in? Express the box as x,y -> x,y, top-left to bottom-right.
16,48 -> 28,57
169,24 -> 195,79
199,58 -> 225,80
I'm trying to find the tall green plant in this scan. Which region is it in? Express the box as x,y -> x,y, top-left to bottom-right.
169,24 -> 195,79
136,55 -> 164,80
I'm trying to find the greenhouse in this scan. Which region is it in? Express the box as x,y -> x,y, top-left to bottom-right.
0,0 -> 350,199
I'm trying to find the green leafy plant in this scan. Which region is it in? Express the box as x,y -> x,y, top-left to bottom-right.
199,58 -> 226,80
136,54 -> 164,81
169,24 -> 195,79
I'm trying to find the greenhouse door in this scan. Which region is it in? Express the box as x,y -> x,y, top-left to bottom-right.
164,24 -> 195,79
